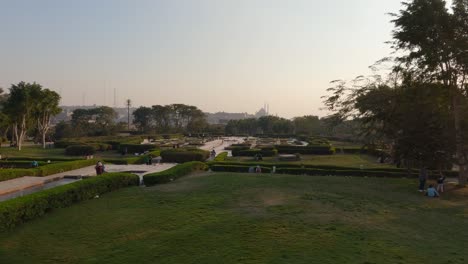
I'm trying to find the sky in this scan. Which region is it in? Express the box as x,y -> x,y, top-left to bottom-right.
0,0 -> 405,118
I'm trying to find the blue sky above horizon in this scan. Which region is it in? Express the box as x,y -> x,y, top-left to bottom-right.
0,0 -> 408,118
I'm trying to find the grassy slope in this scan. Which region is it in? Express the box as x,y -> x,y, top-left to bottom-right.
0,173 -> 466,264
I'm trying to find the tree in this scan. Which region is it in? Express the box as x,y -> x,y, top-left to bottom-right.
390,0 -> 468,185
4,82 -> 42,150
293,115 -> 322,135
133,106 -> 153,132
34,89 -> 61,148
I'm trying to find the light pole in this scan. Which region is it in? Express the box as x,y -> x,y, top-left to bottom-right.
126,99 -> 131,130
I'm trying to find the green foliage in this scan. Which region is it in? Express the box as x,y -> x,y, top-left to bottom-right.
0,169 -> 36,182
133,104 -> 208,133
211,165 -> 271,173
208,161 -> 457,178
0,159 -> 97,182
213,152 -> 228,162
161,148 -> 210,163
65,145 -> 96,156
0,172 -> 139,231
36,159 -> 97,176
275,145 -> 335,155
231,148 -> 278,157
119,144 -> 157,154
143,161 -> 207,185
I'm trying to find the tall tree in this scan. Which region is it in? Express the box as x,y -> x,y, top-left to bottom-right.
133,106 -> 153,132
34,89 -> 61,148
391,0 -> 468,185
4,82 -> 41,150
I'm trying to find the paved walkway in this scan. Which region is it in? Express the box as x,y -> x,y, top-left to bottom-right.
0,163 -> 176,197
201,137 -> 245,160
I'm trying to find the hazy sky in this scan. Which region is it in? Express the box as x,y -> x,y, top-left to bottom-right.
0,0 -> 404,118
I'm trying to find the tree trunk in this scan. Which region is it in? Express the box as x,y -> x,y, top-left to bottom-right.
452,90 -> 467,186
42,131 -> 46,149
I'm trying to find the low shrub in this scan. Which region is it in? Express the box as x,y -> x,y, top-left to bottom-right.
161,149 -> 210,163
213,152 -> 228,162
0,172 -> 139,231
0,161 -> 46,169
143,161 -> 207,186
276,168 -> 406,178
274,145 -> 335,155
224,145 -> 250,151
119,144 -> 157,154
0,169 -> 37,182
37,159 -> 97,176
65,145 -> 96,156
211,165 -> 271,173
54,140 -> 82,148
231,148 -> 278,157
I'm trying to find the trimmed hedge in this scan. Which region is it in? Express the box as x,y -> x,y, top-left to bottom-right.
119,144 -> 157,154
211,165 -> 271,173
207,161 -> 458,178
275,168 -> 408,178
143,161 -> 208,186
161,149 -> 210,163
213,152 -> 228,162
0,169 -> 36,182
274,145 -> 335,155
0,159 -> 97,182
0,161 -> 46,168
0,172 -> 139,231
36,159 -> 97,176
231,148 -> 278,157
65,145 -> 96,156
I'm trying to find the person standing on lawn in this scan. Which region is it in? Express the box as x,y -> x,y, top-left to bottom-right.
437,172 -> 446,193
419,167 -> 428,192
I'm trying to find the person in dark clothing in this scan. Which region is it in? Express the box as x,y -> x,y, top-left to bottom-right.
437,172 -> 446,193
419,167 -> 428,192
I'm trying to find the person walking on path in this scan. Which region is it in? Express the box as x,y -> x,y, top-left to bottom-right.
419,167 -> 428,192
437,172 -> 446,193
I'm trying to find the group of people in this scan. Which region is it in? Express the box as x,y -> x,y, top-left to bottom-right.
418,167 -> 446,198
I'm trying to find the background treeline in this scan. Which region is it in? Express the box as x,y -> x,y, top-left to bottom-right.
0,82 -> 61,150
132,104 -> 208,134
54,106 -> 124,139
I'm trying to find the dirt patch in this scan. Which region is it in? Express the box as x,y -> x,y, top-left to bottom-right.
232,188 -> 298,217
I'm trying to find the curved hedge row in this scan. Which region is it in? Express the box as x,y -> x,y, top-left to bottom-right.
211,165 -> 271,173
207,161 -> 458,178
0,172 -> 139,231
161,149 -> 210,163
65,145 -> 96,156
274,145 -> 335,155
143,161 -> 208,186
0,159 -> 98,182
231,148 -> 277,157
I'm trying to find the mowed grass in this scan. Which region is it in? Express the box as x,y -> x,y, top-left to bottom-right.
1,173 -> 467,264
227,154 -> 394,169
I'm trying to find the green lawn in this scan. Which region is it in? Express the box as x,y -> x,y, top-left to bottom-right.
1,173 -> 466,264
227,154 -> 394,169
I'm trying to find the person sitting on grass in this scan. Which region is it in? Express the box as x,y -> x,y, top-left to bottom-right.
426,184 -> 439,198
